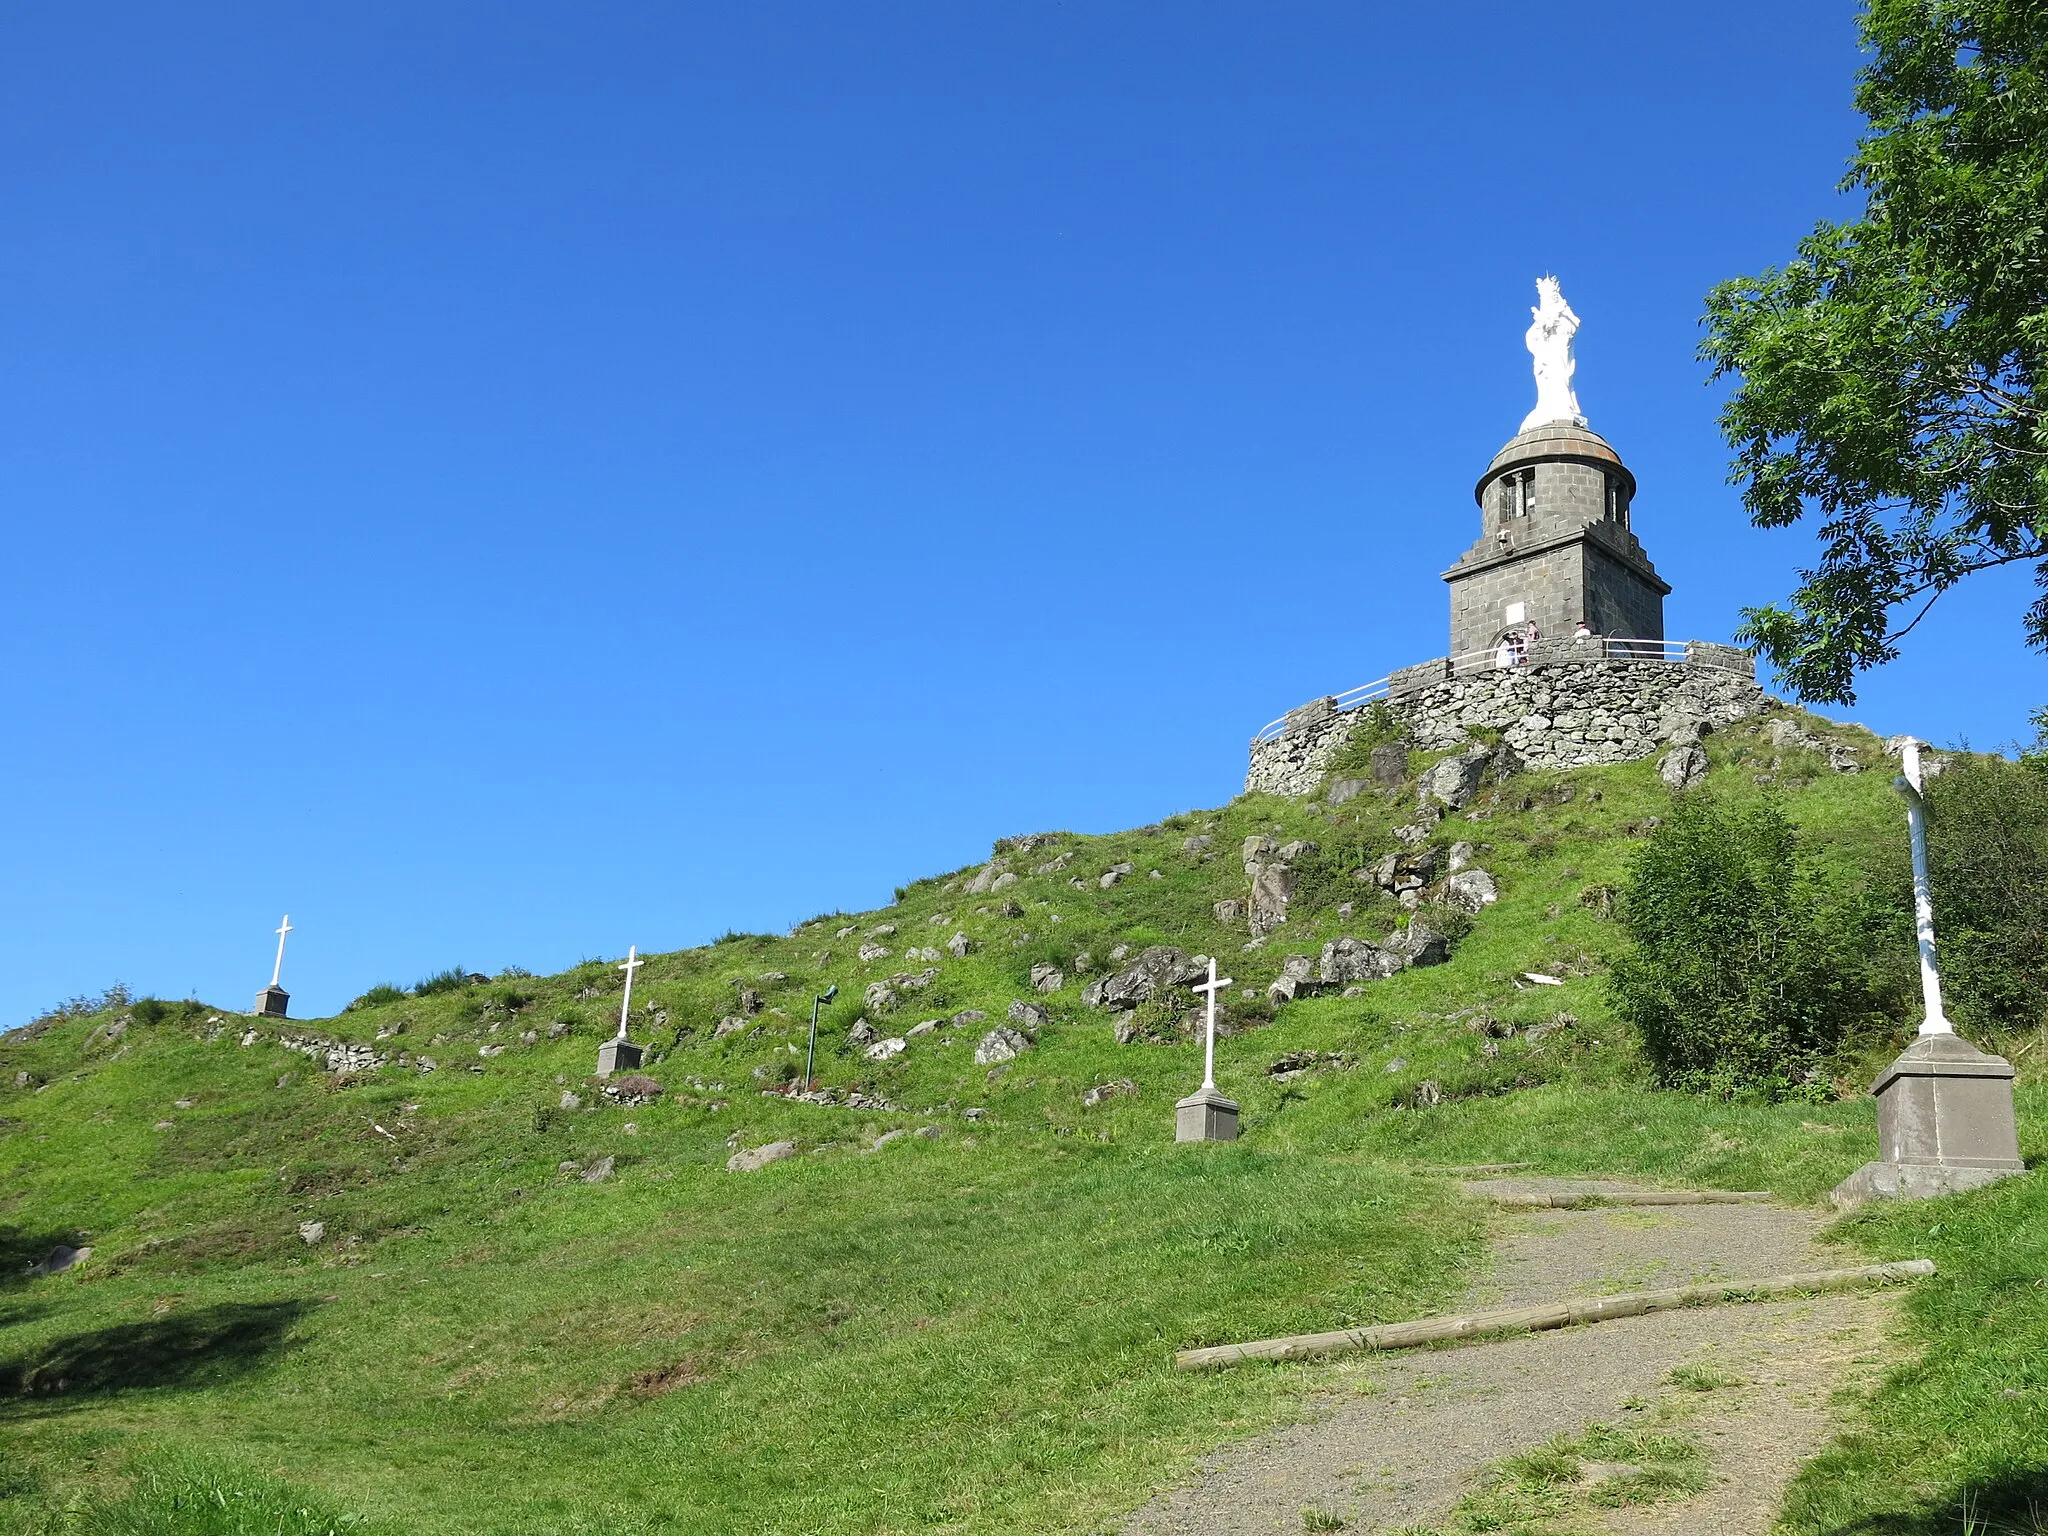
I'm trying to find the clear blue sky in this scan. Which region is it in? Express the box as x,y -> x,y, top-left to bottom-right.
1,2 -> 2031,1023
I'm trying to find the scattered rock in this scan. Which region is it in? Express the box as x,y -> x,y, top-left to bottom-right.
581,1156 -> 616,1183
1412,1079 -> 1444,1107
907,1020 -> 938,1037
1276,839 -> 1319,862
1371,743 -> 1411,784
1073,951 -> 1095,972
1107,944 -> 1130,963
947,931 -> 974,958
714,1016 -> 750,1038
1030,963 -> 1064,994
1082,946 -> 1206,1010
864,981 -> 899,1013
1082,1078 -> 1138,1107
1182,834 -> 1214,854
1442,868 -> 1499,912
1213,899 -> 1246,924
1382,917 -> 1450,968
1098,870 -> 1124,889
28,1245 -> 91,1277
950,1009 -> 987,1026
975,1026 -> 1030,1065
1266,1049 -> 1352,1082
1326,777 -> 1370,806
1383,1056 -> 1408,1073
1268,953 -> 1334,1004
1007,999 -> 1050,1030
560,1090 -> 582,1110
864,1037 -> 908,1061
867,1129 -> 910,1152
608,1074 -> 664,1104
847,1019 -> 878,1046
858,942 -> 892,963
1419,742 -> 1512,810
1248,863 -> 1297,938
726,1141 -> 797,1173
997,899 -> 1024,918
297,1221 -> 325,1245
1320,935 -> 1402,984
1659,742 -> 1709,790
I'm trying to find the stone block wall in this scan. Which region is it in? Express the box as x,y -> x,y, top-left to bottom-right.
1243,651 -> 1772,797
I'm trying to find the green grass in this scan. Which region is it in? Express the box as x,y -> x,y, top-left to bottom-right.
0,706 -> 2042,1532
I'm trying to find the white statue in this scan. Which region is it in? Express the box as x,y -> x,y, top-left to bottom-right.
1520,276 -> 1586,432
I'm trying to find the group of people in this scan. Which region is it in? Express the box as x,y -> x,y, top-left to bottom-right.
1492,617 -> 1596,668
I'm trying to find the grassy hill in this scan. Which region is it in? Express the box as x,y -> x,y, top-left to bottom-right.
3,706 -> 2044,1535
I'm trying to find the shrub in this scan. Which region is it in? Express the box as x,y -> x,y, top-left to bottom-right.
345,984 -> 406,1012
1923,752 -> 2048,1036
412,968 -> 468,998
1611,794 -> 1881,1097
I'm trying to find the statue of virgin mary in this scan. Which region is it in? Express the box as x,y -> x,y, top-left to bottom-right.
1520,277 -> 1586,432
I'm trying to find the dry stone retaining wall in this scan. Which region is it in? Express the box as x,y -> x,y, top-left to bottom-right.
1245,649 -> 1773,798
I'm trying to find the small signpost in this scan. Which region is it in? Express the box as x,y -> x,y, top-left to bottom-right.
1176,956 -> 1239,1142
1832,738 -> 2024,1206
596,945 -> 647,1078
254,914 -> 293,1018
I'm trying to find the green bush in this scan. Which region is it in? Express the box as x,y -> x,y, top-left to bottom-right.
1611,794 -> 1882,1098
1925,752 -> 2048,1036
411,968 -> 467,998
344,984 -> 406,1012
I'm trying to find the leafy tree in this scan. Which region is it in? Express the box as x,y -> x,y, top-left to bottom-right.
1700,0 -> 2048,703
1612,795 -> 1882,1096
1924,746 -> 2048,1033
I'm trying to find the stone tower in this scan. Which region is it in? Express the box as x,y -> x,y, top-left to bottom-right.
1443,282 -> 1669,658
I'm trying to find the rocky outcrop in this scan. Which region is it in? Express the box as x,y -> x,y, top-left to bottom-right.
1081,946 -> 1207,1010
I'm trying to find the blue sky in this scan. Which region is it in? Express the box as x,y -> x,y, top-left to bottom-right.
1,2 -> 2031,1023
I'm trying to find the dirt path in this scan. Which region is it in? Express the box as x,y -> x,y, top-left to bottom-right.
1121,1180 -> 1900,1536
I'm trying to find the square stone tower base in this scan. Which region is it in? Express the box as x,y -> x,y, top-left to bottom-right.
1175,1086 -> 1239,1143
1831,1033 -> 2025,1209
595,1038 -> 643,1079
253,985 -> 289,1019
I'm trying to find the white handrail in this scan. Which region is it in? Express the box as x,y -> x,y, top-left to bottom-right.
1249,639 -> 1750,743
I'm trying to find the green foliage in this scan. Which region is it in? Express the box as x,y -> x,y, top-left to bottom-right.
1321,702 -> 1408,786
410,967 -> 467,998
1612,794 -> 1883,1096
1700,0 -> 2048,703
1925,751 -> 2048,1035
344,984 -> 405,1012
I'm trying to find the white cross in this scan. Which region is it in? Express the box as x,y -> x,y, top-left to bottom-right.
616,946 -> 645,1041
270,914 -> 294,988
1189,956 -> 1235,1094
1896,740 -> 1952,1037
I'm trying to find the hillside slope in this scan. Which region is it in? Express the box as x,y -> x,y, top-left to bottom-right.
2,706 -> 2041,1535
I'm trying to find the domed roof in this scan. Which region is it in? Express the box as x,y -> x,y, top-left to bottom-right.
1474,422 -> 1634,503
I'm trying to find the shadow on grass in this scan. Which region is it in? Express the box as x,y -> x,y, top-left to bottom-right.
0,1224 -> 88,1290
1832,1467 -> 2048,1535
0,1299 -> 311,1406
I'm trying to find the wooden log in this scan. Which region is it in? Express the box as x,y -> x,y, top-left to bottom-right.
1174,1259 -> 1936,1371
1481,1190 -> 1773,1209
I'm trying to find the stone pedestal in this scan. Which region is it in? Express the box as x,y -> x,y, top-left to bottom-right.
1831,1033 -> 2025,1208
253,985 -> 289,1019
595,1038 -> 643,1079
1175,1086 -> 1239,1143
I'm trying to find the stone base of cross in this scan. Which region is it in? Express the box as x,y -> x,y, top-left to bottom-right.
253,985 -> 290,1019
596,1037 -> 644,1079
1175,1084 -> 1239,1142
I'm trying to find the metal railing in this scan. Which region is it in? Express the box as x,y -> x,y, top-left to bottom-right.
1250,638 -> 1749,744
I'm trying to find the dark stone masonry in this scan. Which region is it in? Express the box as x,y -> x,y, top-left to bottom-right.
1246,646 -> 1771,798
1244,404 -> 1776,798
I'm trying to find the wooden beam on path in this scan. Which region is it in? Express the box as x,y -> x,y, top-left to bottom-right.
1481,1190 -> 1772,1208
1174,1259 -> 1936,1371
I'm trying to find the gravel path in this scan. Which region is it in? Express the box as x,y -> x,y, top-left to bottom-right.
1121,1180 -> 1901,1536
